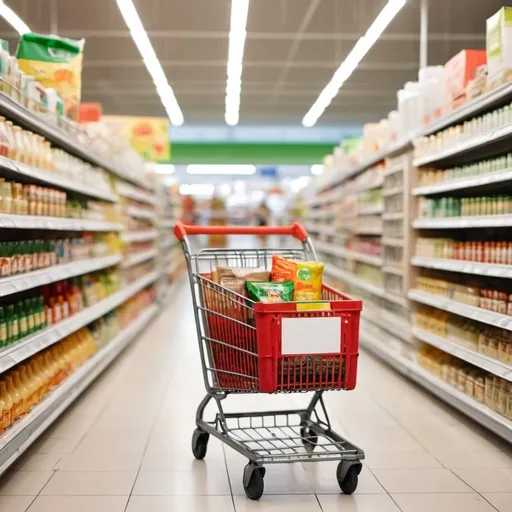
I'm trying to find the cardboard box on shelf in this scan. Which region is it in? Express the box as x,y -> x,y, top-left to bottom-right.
444,49 -> 487,111
487,7 -> 512,89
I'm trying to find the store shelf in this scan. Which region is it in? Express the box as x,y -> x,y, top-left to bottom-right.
160,238 -> 174,251
0,271 -> 158,375
357,178 -> 383,193
117,183 -> 156,205
0,156 -> 117,203
408,289 -> 512,331
413,327 -> 512,382
412,168 -> 512,197
159,219 -> 176,229
413,124 -> 512,168
382,237 -> 404,247
0,303 -> 159,475
382,212 -> 404,221
382,186 -> 403,197
360,331 -> 512,444
127,207 -> 155,221
121,230 -> 158,243
413,215 -> 512,229
122,249 -> 157,269
0,92 -> 149,188
412,256 -> 512,279
0,254 -> 123,298
305,223 -> 336,236
358,204 -> 384,216
382,165 -> 403,178
420,81 -> 512,137
357,227 -> 383,236
383,265 -> 404,276
0,214 -> 123,232
315,241 -> 383,266
324,263 -> 406,307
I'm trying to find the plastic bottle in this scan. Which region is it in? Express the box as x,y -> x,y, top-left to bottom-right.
17,301 -> 28,340
7,304 -> 18,345
0,381 -> 13,430
11,370 -> 29,415
0,40 -> 10,95
25,298 -> 34,334
0,307 -> 6,348
38,296 -> 47,328
5,375 -> 22,421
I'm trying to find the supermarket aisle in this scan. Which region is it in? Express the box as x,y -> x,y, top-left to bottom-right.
0,280 -> 511,512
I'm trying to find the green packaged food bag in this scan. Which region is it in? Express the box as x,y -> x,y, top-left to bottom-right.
16,33 -> 84,120
246,280 -> 294,303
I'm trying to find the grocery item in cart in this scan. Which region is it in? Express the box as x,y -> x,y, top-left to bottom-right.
246,280 -> 294,303
271,255 -> 324,300
213,265 -> 269,295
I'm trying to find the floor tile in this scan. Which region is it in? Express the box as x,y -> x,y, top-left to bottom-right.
318,494 -> 402,511
364,450 -> 443,470
140,452 -> 226,472
55,452 -> 142,472
233,494 -> 322,511
482,493 -> 512,512
392,493 -> 498,512
308,468 -> 385,494
27,496 -> 129,512
435,450 -> 512,469
40,471 -> 137,496
132,470 -> 231,495
0,471 -> 53,496
373,469 -> 473,494
32,438 -> 79,455
14,454 -> 61,472
0,495 -> 35,511
454,469 -> 512,493
126,495 -> 235,512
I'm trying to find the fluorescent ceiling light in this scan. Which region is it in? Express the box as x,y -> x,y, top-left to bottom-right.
187,164 -> 256,175
156,164 -> 175,174
116,0 -> 184,126
0,1 -> 30,34
302,0 -> 406,127
225,0 -> 250,126
311,164 -> 324,176
179,184 -> 215,196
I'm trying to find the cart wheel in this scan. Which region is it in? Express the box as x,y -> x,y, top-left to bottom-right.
300,426 -> 318,451
243,463 -> 265,500
191,428 -> 209,460
336,462 -> 361,495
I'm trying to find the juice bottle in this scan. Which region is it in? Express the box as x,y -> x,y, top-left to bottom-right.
17,301 -> 28,340
7,304 -> 18,345
0,306 -> 6,348
0,381 -> 13,430
11,370 -> 29,415
27,360 -> 43,404
23,241 -> 32,272
38,296 -> 47,328
5,375 -> 22,421
31,358 -> 47,400
25,298 -> 34,334
0,242 -> 11,277
18,366 -> 34,410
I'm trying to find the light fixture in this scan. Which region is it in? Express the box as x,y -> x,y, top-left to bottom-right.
156,164 -> 175,174
0,1 -> 30,35
311,164 -> 324,176
302,0 -> 406,127
179,184 -> 215,196
116,0 -> 184,126
187,164 -> 256,175
225,0 -> 250,126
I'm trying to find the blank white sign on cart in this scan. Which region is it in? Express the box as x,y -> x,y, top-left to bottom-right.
281,317 -> 341,355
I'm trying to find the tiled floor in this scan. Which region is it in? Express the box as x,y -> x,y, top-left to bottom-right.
1,281 -> 511,511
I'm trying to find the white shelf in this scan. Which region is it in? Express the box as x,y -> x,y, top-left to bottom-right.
315,241 -> 382,266
121,230 -> 158,243
382,212 -> 404,221
122,249 -> 157,268
357,178 -> 383,193
305,223 -> 336,236
382,165 -> 403,178
412,168 -> 512,197
0,271 -> 158,374
412,215 -> 512,229
159,219 -> 176,229
412,327 -> 512,382
382,186 -> 403,197
0,303 -> 159,475
0,214 -> 123,232
0,92 -> 149,188
412,256 -> 512,279
0,254 -> 123,298
413,124 -> 512,167
0,156 -> 117,203
408,289 -> 512,332
324,263 -> 406,307
382,237 -> 404,247
358,204 -> 384,216
127,207 -> 155,221
360,331 -> 512,444
383,265 -> 404,276
357,227 -> 383,236
117,183 -> 156,205
160,238 -> 174,250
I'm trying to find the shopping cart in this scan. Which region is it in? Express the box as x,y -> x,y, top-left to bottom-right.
175,222 -> 365,500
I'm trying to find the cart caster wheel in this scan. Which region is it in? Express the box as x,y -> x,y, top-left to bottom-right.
243,463 -> 265,500
300,425 -> 318,451
336,462 -> 362,495
191,428 -> 209,460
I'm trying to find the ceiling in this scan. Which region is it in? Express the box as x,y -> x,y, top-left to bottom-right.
0,0 -> 505,126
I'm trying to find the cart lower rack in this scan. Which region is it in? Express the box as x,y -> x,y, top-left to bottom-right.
175,222 -> 365,500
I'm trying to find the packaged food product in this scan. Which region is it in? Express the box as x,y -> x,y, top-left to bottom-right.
271,255 -> 324,301
213,266 -> 270,295
246,280 -> 294,303
16,34 -> 84,120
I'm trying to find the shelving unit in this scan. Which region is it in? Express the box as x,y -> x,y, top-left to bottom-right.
0,214 -> 123,232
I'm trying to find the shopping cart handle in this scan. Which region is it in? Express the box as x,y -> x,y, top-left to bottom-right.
174,221 -> 309,242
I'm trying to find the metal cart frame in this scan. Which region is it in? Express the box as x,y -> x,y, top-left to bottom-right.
175,222 -> 365,500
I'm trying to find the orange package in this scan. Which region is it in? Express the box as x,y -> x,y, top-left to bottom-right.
271,255 -> 324,301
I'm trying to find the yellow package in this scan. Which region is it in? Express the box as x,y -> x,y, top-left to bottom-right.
16,33 -> 84,120
271,255 -> 324,301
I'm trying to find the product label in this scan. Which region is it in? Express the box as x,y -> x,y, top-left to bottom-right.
27,314 -> 34,332
0,257 -> 11,276
10,321 -> 18,339
0,324 -> 6,345
11,256 -> 17,274
20,317 -> 27,335
46,307 -> 53,326
17,254 -> 25,274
